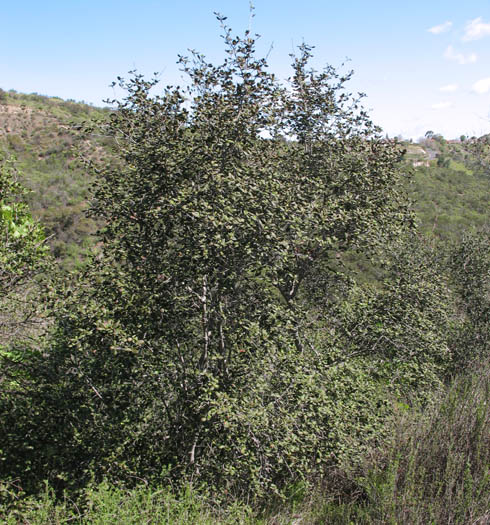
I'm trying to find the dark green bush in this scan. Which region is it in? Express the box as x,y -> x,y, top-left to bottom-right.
0,21 -> 418,500
2,15 -> 487,518
449,227 -> 490,371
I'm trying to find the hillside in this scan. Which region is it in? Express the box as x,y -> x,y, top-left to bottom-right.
0,89 -> 111,267
0,89 -> 489,268
403,136 -> 490,240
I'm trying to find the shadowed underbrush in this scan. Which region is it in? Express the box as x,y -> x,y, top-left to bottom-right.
2,361 -> 488,524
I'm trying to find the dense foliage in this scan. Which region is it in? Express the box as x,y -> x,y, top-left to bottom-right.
0,17 -> 488,523
0,155 -> 47,346
449,228 -> 490,371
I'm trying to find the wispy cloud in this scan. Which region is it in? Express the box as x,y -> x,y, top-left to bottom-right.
462,17 -> 490,41
444,45 -> 477,64
428,21 -> 452,34
472,78 -> 490,94
431,101 -> 453,110
439,84 -> 459,92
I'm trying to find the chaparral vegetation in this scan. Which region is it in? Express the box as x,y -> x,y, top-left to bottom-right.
0,16 -> 488,524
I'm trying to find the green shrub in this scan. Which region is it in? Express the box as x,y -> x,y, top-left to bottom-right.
3,15 -> 483,515
0,18 -> 416,500
0,155 -> 48,346
449,228 -> 489,371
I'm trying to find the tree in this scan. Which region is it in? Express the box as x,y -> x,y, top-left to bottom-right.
2,19 -> 418,498
436,153 -> 450,168
87,33 -> 410,364
463,134 -> 490,174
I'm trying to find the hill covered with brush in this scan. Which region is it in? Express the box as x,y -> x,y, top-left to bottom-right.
0,89 -> 111,266
1,88 -> 488,271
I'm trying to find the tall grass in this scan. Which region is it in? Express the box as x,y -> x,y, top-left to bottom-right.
0,482 -> 259,525
307,360 -> 490,524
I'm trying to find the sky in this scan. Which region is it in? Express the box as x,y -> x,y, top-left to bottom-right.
2,0 -> 490,140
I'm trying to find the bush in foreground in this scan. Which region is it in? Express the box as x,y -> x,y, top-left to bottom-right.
1,361 -> 488,524
0,16 -> 423,500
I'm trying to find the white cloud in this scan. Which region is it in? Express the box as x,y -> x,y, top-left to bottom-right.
444,45 -> 477,64
462,17 -> 490,41
472,78 -> 490,94
439,84 -> 459,92
428,21 -> 452,34
431,101 -> 452,110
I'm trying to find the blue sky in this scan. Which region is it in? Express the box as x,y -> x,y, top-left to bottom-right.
2,1 -> 490,139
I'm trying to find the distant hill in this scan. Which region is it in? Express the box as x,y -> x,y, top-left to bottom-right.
0,89 -> 111,267
401,136 -> 489,241
0,89 -> 488,268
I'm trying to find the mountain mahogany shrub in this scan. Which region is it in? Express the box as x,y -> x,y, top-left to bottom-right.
9,267 -> 389,498
449,227 -> 489,371
2,20 -> 418,498
331,235 -> 456,401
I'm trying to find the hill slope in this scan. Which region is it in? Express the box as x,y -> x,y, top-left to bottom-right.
0,89 -> 110,266
403,136 -> 489,240
0,89 -> 489,267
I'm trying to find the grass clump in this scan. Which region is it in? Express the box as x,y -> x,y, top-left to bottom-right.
303,361 -> 490,524
0,482 -> 258,525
